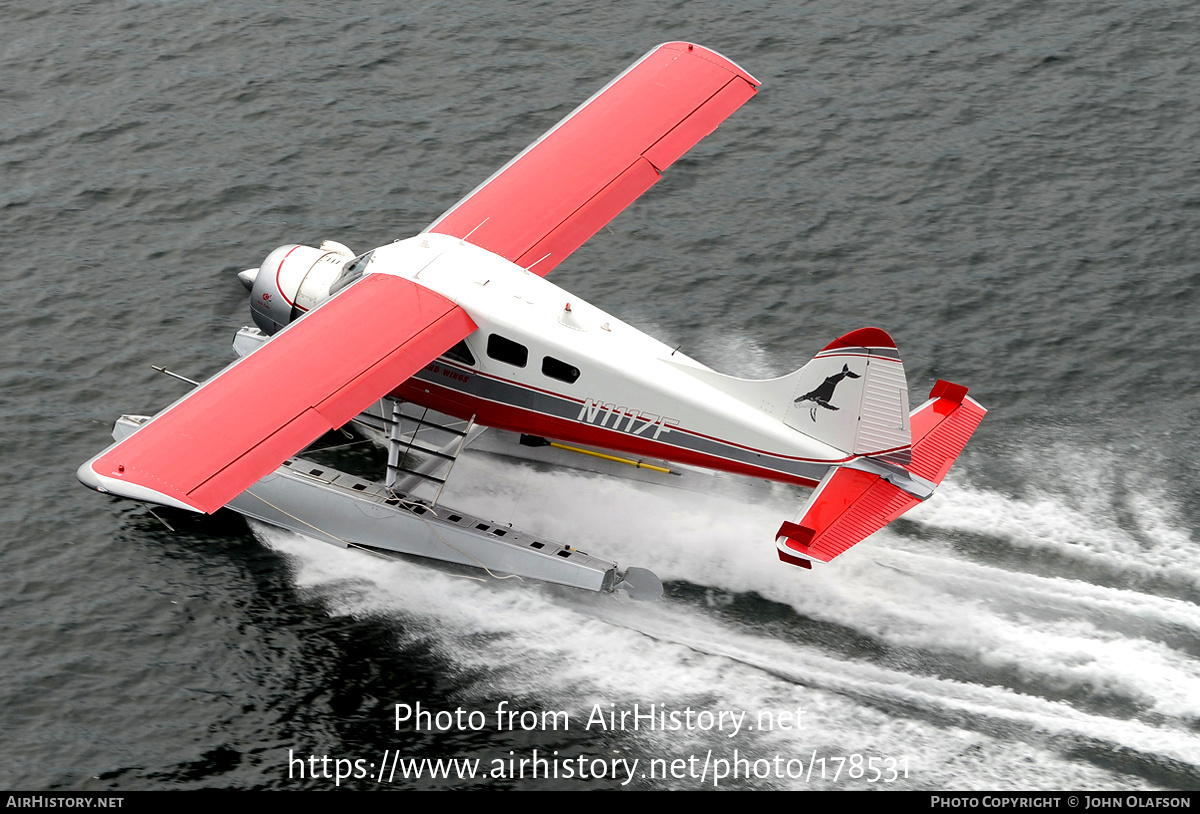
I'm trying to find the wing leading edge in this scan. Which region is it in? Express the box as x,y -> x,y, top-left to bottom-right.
425,42 -> 760,276
79,274 -> 476,513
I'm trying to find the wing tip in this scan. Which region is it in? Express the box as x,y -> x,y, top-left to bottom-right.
657,41 -> 763,87
77,458 -> 204,513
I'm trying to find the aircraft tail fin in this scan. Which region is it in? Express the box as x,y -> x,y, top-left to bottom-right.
665,326 -> 916,460
775,380 -> 986,567
781,327 -> 913,464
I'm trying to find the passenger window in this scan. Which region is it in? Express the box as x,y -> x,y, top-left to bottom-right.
442,340 -> 475,366
487,334 -> 528,367
542,356 -> 580,384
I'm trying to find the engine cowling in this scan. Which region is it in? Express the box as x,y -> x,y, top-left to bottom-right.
246,241 -> 355,335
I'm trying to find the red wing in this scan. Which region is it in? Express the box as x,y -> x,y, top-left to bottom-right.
425,42 -> 760,276
79,274 -> 476,513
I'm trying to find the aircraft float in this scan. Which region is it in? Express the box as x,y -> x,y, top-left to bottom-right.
78,43 -> 986,599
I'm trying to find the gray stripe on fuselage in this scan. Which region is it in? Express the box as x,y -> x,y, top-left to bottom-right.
416,360 -> 834,483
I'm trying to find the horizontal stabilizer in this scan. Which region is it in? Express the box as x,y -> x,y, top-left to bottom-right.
906,380 -> 987,485
776,468 -> 921,565
775,380 -> 985,566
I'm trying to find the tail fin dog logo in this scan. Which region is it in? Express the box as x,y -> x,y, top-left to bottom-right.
794,364 -> 860,421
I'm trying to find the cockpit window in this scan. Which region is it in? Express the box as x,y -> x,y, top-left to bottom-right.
329,250 -> 374,296
442,340 -> 475,366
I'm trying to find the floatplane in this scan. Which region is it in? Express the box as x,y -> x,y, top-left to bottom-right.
78,43 -> 985,599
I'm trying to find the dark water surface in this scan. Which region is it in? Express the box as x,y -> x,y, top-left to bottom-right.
4,0 -> 1200,790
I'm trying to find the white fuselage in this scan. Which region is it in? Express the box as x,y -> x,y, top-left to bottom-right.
369,234 -> 848,487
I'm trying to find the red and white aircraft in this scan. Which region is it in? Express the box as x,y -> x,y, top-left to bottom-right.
78,43 -> 985,576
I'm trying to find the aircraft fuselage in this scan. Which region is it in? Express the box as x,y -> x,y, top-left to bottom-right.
376,234 -> 848,487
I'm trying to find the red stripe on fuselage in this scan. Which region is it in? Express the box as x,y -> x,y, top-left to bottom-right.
392,374 -> 827,488
414,362 -> 863,464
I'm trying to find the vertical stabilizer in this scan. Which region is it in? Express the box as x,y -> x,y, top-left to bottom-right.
783,327 -> 912,463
